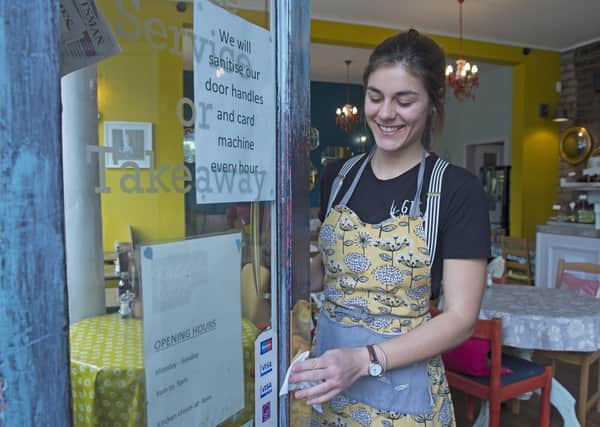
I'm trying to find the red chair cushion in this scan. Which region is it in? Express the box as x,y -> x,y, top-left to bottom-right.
560,272 -> 600,297
443,337 -> 512,377
443,337 -> 491,376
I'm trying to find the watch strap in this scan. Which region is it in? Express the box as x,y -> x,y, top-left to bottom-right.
367,344 -> 378,364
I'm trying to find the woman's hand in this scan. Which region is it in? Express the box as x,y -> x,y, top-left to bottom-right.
288,347 -> 368,405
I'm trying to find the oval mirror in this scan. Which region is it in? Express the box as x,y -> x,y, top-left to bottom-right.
559,126 -> 592,165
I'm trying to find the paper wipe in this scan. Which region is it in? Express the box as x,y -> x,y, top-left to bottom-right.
279,351 -> 323,413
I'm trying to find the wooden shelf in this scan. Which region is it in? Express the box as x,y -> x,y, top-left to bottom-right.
559,178 -> 600,191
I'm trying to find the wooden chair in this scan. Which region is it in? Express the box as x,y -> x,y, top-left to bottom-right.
501,236 -> 533,285
554,259 -> 600,290
536,259 -> 600,427
437,312 -> 553,427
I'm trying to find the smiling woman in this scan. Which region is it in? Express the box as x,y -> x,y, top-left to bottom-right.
294,29 -> 490,427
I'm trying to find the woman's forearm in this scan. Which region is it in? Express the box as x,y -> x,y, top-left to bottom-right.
377,258 -> 486,371
375,309 -> 476,371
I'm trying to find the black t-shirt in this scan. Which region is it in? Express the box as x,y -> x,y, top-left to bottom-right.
318,153 -> 491,298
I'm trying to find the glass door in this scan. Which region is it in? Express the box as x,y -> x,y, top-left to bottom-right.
62,1 -> 289,426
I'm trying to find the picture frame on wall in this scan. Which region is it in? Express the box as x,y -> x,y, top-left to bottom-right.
104,121 -> 153,168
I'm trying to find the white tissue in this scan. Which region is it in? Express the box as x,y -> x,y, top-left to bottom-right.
279,351 -> 323,413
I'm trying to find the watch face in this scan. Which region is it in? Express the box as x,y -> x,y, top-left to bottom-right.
368,363 -> 383,377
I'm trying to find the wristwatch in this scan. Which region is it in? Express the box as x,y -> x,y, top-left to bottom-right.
366,344 -> 383,377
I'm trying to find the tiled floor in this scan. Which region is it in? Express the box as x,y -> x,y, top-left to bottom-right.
453,355 -> 599,427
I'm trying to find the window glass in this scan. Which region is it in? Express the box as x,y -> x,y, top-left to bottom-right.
65,1 -> 277,426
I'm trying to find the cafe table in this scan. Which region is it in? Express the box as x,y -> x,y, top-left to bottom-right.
70,313 -> 260,427
473,284 -> 600,427
70,314 -> 146,427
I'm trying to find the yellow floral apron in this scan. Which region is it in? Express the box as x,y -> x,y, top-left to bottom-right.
312,151 -> 455,427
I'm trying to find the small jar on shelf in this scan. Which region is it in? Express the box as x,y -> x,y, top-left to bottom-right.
566,201 -> 577,222
576,194 -> 595,224
551,204 -> 568,222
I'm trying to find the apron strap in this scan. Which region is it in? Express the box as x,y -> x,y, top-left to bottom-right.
424,158 -> 449,266
338,150 -> 375,207
409,150 -> 427,219
325,153 -> 368,216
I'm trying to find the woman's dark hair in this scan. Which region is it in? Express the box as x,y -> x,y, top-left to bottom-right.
363,29 -> 447,141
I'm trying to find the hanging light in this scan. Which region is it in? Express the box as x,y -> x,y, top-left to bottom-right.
445,0 -> 479,100
336,60 -> 360,133
552,105 -> 570,123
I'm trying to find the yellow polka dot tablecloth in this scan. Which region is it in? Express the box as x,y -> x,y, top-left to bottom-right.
70,314 -> 145,427
70,314 -> 260,427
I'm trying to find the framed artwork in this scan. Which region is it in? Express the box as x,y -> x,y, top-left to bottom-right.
104,121 -> 153,168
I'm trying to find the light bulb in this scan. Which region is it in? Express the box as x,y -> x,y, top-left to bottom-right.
445,65 -> 453,76
352,106 -> 358,115
336,108 -> 342,116
471,64 -> 478,74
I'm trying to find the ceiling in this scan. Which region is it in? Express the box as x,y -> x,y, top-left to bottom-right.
310,0 -> 600,52
235,0 -> 600,83
184,0 -> 600,83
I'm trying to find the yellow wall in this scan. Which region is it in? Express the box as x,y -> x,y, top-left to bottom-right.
98,0 -> 187,251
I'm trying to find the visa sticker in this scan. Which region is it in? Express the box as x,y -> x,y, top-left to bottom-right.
259,361 -> 272,376
260,382 -> 272,398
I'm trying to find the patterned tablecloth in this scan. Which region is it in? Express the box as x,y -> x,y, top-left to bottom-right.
480,284 -> 600,352
70,314 -> 145,427
70,314 -> 259,427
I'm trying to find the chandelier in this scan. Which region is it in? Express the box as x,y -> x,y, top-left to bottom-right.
445,0 -> 479,100
336,60 -> 360,133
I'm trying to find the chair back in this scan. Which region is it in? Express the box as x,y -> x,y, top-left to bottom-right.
555,259 -> 600,297
501,236 -> 532,285
430,307 -> 503,388
470,317 -> 504,389
434,309 -> 553,427
116,241 -> 132,276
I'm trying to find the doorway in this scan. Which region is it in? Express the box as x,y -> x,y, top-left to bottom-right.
465,140 -> 512,234
465,140 -> 509,175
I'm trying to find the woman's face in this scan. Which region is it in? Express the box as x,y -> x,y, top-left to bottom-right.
364,63 -> 432,155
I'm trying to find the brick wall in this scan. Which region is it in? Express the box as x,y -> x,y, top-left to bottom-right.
557,41 -> 600,207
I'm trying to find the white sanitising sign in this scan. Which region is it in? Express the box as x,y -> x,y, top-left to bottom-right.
141,233 -> 244,426
193,0 -> 275,204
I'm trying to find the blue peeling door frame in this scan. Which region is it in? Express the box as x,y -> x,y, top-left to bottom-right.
0,2 -> 72,426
